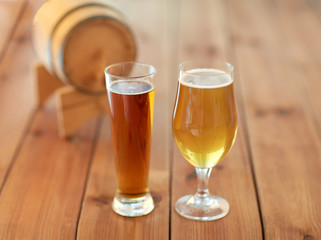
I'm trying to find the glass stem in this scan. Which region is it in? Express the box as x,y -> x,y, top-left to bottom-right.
195,168 -> 212,199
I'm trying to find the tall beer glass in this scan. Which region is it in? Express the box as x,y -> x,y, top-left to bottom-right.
172,59 -> 237,221
105,62 -> 156,217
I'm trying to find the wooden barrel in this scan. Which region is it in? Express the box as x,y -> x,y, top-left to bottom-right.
32,0 -> 136,94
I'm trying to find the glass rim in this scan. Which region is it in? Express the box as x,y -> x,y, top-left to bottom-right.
104,61 -> 157,79
179,59 -> 234,77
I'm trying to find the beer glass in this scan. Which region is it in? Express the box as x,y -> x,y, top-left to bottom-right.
105,62 -> 156,217
172,59 -> 237,221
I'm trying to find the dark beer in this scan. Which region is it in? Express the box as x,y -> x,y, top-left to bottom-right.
108,80 -> 155,198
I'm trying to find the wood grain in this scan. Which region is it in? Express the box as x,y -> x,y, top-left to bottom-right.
274,0 -> 321,138
171,0 -> 262,239
0,0 -> 26,62
228,0 -> 321,238
0,103 -> 98,239
0,0 -> 45,187
0,0 -> 102,239
76,0 -> 171,239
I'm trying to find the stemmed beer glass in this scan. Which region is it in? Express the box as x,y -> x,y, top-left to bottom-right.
172,59 -> 238,221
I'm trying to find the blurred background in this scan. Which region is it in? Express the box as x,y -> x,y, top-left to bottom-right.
1,0 -> 321,239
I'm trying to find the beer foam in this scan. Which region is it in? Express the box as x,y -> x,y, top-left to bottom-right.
109,80 -> 154,95
180,68 -> 233,89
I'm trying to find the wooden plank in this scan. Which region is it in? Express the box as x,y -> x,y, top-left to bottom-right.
0,0 -> 45,186
76,0 -> 171,239
0,103 -> 98,239
0,0 -> 102,238
227,0 -> 321,238
273,0 -> 321,138
171,0 -> 263,239
0,0 -> 26,62
76,117 -> 169,239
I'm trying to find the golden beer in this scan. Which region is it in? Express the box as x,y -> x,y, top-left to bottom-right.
173,69 -> 237,168
108,80 -> 154,198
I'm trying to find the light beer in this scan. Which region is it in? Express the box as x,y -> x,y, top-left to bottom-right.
108,80 -> 155,198
173,69 -> 237,168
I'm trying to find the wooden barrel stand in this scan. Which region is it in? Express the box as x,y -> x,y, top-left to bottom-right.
35,63 -> 108,138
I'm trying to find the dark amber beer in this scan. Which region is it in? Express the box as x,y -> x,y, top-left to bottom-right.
105,62 -> 155,217
108,80 -> 155,197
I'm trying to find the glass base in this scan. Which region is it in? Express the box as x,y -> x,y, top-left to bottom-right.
112,192 -> 154,217
175,194 -> 229,221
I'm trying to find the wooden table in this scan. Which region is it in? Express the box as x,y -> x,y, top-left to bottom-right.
1,0 -> 321,239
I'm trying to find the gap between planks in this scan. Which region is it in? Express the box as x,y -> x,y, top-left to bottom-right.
0,0 -> 29,66
75,117 -> 104,239
224,1 -> 266,239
